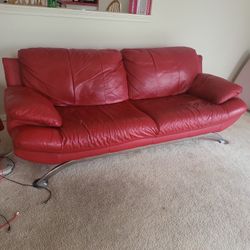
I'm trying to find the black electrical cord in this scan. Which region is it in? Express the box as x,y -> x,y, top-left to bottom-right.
0,214 -> 11,232
1,174 -> 52,204
0,157 -> 52,232
0,157 -> 52,204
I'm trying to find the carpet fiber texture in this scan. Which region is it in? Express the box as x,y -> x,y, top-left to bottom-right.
0,113 -> 250,250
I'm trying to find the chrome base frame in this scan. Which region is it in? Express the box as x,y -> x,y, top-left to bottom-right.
33,161 -> 72,188
0,152 -> 14,176
199,132 -> 229,144
32,132 -> 229,188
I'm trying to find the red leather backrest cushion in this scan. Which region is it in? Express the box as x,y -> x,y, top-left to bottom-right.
122,47 -> 202,100
18,48 -> 128,106
18,48 -> 75,105
70,49 -> 128,105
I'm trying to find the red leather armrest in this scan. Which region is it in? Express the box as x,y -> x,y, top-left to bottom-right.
188,73 -> 242,104
4,87 -> 62,127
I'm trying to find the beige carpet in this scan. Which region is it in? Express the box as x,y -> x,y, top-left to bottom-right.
1,114 -> 250,250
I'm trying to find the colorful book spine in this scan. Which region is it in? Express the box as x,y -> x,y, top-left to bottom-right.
129,0 -> 152,15
146,0 -> 152,15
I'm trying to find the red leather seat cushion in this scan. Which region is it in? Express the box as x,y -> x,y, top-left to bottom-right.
122,47 -> 201,100
12,101 -> 158,153
18,48 -> 128,106
132,94 -> 247,135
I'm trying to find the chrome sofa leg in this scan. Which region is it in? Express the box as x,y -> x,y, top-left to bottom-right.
33,161 -> 72,188
0,151 -> 15,176
200,133 -> 229,144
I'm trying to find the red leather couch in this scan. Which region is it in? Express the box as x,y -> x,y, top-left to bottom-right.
2,47 -> 247,164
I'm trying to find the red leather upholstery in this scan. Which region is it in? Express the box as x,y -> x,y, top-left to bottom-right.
19,48 -> 74,105
5,86 -> 62,131
2,47 -> 247,164
70,49 -> 128,105
122,47 -> 201,99
2,58 -> 22,87
10,95 -> 247,164
11,101 -> 157,153
19,48 -> 128,106
188,73 -> 242,104
12,114 -> 244,164
132,95 -> 247,135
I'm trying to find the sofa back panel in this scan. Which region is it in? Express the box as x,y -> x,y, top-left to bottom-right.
2,58 -> 23,87
18,48 -> 75,105
69,49 -> 128,105
122,47 -> 201,100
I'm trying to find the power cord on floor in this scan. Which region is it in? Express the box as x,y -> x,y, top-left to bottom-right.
0,156 -> 52,204
0,157 -> 52,232
0,213 -> 11,232
1,174 -> 52,204
0,212 -> 20,232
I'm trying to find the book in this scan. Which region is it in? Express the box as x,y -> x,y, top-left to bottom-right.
129,0 -> 152,15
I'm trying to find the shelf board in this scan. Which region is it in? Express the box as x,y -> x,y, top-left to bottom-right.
0,3 -> 152,22
59,1 -> 98,7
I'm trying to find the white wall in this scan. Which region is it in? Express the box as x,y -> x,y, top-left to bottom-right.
0,0 -> 249,114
